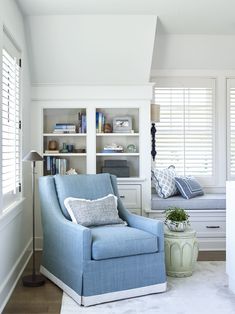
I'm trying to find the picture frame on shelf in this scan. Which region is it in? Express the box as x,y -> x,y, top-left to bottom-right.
113,116 -> 132,133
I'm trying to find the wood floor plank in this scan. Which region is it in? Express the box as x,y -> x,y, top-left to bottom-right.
3,252 -> 62,314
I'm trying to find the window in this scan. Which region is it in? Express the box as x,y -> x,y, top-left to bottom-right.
153,77 -> 215,185
227,78 -> 235,179
1,30 -> 21,210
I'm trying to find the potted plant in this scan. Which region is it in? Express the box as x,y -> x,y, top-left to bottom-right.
165,207 -> 190,232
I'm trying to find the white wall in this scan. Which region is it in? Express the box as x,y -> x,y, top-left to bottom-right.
151,34 -> 235,192
26,15 -> 157,84
152,34 -> 235,70
0,0 -> 32,311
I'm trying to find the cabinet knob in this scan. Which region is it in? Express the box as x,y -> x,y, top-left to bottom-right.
120,195 -> 125,199
206,225 -> 220,229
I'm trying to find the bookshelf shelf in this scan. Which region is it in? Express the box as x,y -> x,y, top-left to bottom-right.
96,133 -> 139,137
43,133 -> 87,137
43,153 -> 87,157
96,153 -> 140,157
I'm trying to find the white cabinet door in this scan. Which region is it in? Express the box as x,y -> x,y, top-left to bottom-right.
118,184 -> 141,215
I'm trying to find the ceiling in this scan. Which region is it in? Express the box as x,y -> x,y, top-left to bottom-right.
16,0 -> 235,34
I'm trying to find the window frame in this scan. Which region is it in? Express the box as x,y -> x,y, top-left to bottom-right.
152,76 -> 216,187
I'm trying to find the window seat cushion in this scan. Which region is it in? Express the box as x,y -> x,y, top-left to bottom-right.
151,193 -> 226,210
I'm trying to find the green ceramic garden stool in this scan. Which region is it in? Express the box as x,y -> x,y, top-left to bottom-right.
164,227 -> 199,277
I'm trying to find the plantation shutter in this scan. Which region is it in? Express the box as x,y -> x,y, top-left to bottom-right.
1,31 -> 21,209
227,78 -> 235,178
153,77 -> 215,181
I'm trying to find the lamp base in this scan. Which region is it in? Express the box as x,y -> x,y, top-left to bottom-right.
22,274 -> 45,287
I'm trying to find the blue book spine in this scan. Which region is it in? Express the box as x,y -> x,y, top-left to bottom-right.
82,114 -> 86,133
96,112 -> 99,132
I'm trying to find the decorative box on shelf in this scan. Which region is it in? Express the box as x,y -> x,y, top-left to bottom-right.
101,160 -> 130,177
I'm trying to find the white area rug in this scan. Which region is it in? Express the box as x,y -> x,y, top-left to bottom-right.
60,262 -> 235,314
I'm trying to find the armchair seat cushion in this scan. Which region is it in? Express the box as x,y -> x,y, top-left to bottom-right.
91,225 -> 158,260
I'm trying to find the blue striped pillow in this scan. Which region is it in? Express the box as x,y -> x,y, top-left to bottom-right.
175,177 -> 204,199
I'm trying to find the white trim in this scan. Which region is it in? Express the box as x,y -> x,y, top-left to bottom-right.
0,198 -> 25,232
0,239 -> 32,313
81,282 -> 167,307
35,236 -> 43,251
40,266 -> 82,305
40,266 -> 167,307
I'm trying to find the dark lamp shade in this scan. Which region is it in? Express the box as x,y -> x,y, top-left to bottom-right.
23,150 -> 43,162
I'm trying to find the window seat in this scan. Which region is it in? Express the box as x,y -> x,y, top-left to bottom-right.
151,193 -> 226,211
148,193 -> 226,251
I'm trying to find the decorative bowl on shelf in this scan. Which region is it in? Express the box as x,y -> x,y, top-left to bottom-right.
126,144 -> 137,153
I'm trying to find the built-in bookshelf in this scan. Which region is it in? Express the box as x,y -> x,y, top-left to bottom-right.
95,108 -> 140,177
32,89 -> 152,215
42,108 -> 87,175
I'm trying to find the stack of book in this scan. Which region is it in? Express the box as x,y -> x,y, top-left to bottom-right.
53,123 -> 76,134
96,112 -> 105,133
101,144 -> 124,153
78,113 -> 86,133
45,157 -> 67,175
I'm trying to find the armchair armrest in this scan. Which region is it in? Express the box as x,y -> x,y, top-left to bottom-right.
125,213 -> 165,252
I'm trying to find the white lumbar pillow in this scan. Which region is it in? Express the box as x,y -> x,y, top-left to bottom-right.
64,194 -> 125,227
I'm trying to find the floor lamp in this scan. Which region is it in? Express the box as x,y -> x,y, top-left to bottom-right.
151,104 -> 160,161
22,150 -> 45,287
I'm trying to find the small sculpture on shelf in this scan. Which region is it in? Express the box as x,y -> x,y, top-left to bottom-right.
60,143 -> 68,153
126,144 -> 137,153
45,140 -> 59,154
66,168 -> 78,175
104,123 -> 112,133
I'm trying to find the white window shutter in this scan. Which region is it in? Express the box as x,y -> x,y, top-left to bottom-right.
153,77 -> 215,182
1,38 -> 21,209
227,78 -> 235,178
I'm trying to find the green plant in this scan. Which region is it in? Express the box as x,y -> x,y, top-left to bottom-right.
165,207 -> 190,224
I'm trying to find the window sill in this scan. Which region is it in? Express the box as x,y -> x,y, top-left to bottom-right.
0,198 -> 26,232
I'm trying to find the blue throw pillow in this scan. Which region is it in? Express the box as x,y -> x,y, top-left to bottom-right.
174,176 -> 204,199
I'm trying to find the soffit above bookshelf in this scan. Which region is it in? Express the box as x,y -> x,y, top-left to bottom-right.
27,15 -> 157,85
31,85 -> 154,101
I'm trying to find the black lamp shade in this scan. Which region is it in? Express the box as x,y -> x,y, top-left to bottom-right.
23,150 -> 43,162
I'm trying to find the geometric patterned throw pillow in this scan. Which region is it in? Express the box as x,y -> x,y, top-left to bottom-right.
151,166 -> 178,199
174,176 -> 204,199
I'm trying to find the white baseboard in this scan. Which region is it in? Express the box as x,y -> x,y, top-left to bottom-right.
198,238 -> 226,251
0,239 -> 32,313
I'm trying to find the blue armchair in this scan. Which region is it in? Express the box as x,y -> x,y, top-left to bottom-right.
39,173 -> 166,306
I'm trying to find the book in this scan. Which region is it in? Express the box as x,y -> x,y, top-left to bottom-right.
81,114 -> 86,133
45,150 -> 59,154
78,112 -> 82,133
96,112 -> 99,133
53,130 -> 76,134
55,159 -> 67,175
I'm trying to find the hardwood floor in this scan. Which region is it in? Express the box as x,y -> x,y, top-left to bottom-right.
3,252 -> 62,314
3,250 -> 226,314
198,250 -> 226,261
